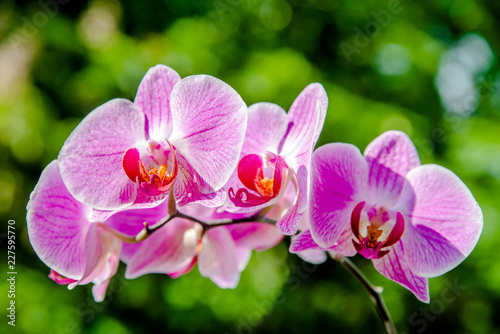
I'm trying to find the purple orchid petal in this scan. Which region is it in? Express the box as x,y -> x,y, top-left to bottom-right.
399,164 -> 483,277
327,227 -> 357,256
59,99 -> 146,210
125,219 -> 200,279
226,223 -> 283,251
79,227 -> 121,302
49,270 -> 78,285
130,191 -> 171,210
174,156 -> 227,207
373,242 -> 430,303
89,190 -> 170,222
289,230 -> 328,264
169,75 -> 247,193
309,143 -> 369,249
73,224 -> 121,287
235,247 -> 252,271
364,131 -> 421,207
276,167 -> 304,235
90,246 -> 121,302
92,280 -> 112,303
134,64 -> 180,140
105,199 -> 169,236
198,227 -> 240,289
365,159 -> 407,208
297,249 -> 327,265
289,230 -> 323,253
121,243 -> 142,264
26,161 -> 89,279
280,83 -> 328,168
277,205 -> 303,236
168,256 -> 198,279
243,102 -> 288,155
27,161 -> 122,302
364,130 -> 421,177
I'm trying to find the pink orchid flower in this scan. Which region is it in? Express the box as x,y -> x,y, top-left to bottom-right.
105,203 -> 283,288
226,83 -> 328,235
58,65 -> 247,213
26,161 -> 122,302
290,131 -> 483,302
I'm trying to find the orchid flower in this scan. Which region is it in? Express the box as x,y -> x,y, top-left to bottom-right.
226,83 -> 328,235
26,161 -> 121,302
290,131 -> 483,302
105,203 -> 283,288
58,65 -> 247,215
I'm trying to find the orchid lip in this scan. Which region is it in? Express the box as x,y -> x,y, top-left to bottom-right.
228,152 -> 288,207
122,139 -> 178,196
351,201 -> 405,260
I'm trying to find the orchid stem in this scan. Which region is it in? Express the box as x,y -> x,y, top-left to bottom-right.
204,216 -> 277,230
176,211 -> 277,231
330,253 -> 397,334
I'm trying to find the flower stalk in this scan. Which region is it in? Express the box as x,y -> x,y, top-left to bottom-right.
329,252 -> 397,334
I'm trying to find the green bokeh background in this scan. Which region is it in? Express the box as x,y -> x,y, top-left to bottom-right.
1,0 -> 499,333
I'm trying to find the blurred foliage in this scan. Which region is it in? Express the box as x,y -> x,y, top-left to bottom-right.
0,0 -> 500,333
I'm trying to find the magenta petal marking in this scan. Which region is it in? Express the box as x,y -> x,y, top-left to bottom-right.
364,130 -> 421,177
289,230 -> 323,253
277,121 -> 294,154
373,242 -> 430,302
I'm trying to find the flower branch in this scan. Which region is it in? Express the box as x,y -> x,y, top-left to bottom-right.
329,252 -> 396,334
